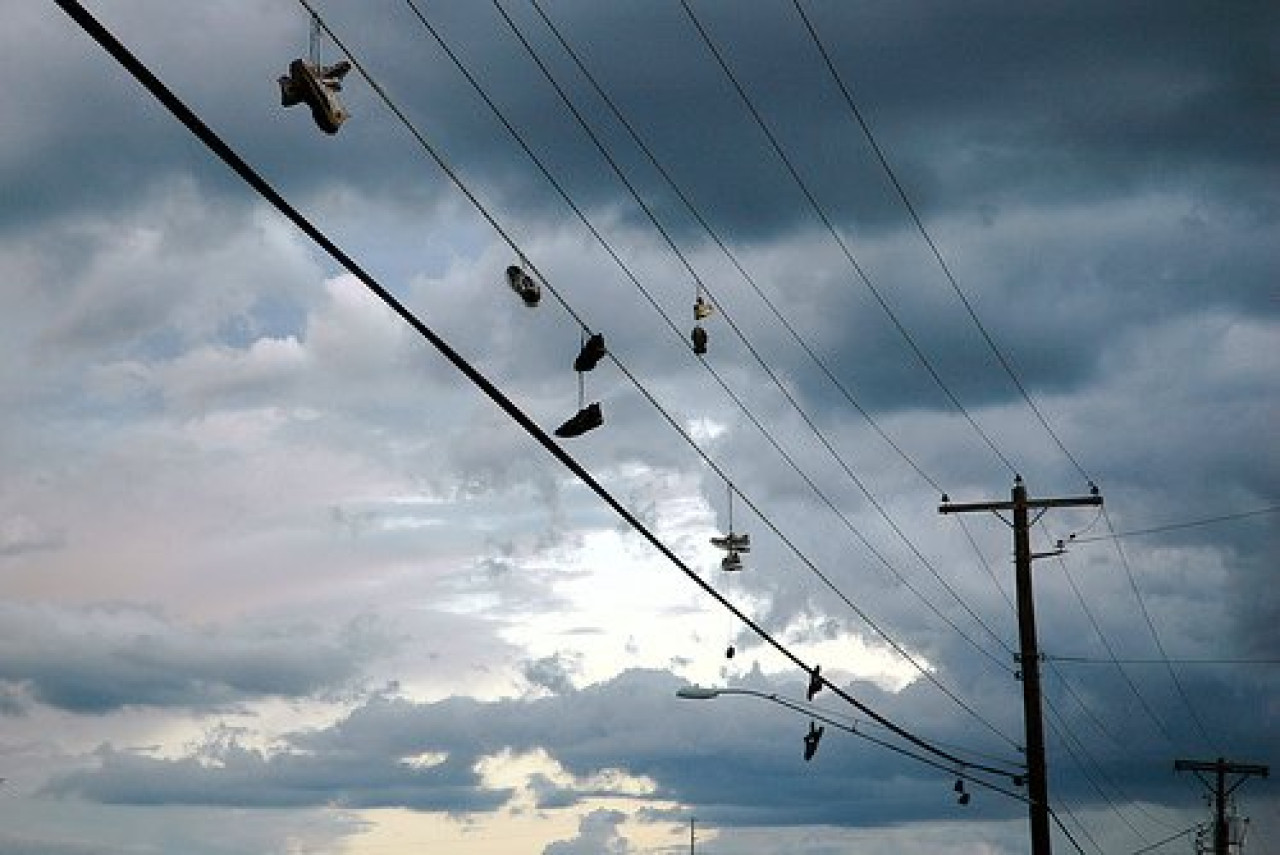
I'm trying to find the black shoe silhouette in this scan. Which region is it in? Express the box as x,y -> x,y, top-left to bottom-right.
554,402 -> 603,438
692,325 -> 707,355
506,265 -> 541,307
574,333 -> 607,372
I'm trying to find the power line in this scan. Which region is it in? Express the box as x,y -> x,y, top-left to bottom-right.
1047,655 -> 1280,666
789,0 -> 1094,486
52,0 -> 1018,781
525,0 -> 948,498
1103,506 -> 1221,754
520,0 -> 1019,676
678,0 -> 1019,476
1128,825 -> 1199,855
377,0 -> 1021,744
490,0 -> 1020,687
1070,505 -> 1280,543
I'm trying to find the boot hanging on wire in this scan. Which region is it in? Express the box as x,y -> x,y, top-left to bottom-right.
278,13 -> 350,134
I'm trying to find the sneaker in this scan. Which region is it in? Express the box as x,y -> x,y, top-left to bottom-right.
720,550 -> 743,572
319,60 -> 352,82
803,722 -> 824,761
807,664 -> 823,701
710,532 -> 750,552
279,74 -> 303,107
506,265 -> 541,307
691,324 -> 707,355
287,58 -> 348,134
573,333 -> 606,372
554,402 -> 603,438
694,295 -> 713,320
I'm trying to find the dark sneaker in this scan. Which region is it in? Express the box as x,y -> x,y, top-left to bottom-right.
710,532 -> 750,552
803,722 -> 824,761
807,664 -> 823,701
554,402 -> 603,438
692,324 -> 707,355
279,74 -> 303,107
320,60 -> 352,82
720,550 -> 743,572
506,265 -> 541,307
694,295 -> 713,320
287,58 -> 348,134
573,333 -> 607,372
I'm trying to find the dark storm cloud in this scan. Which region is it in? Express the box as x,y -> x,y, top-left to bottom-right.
0,604 -> 387,714
47,666 -> 1273,828
36,1 -> 1274,241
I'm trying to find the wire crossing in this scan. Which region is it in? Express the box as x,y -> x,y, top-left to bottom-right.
53,0 -> 1025,785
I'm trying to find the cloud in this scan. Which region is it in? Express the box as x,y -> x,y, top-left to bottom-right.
543,808 -> 633,855
7,1 -> 1278,852
0,604 -> 389,714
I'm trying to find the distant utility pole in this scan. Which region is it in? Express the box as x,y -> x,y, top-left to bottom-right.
1175,758 -> 1269,855
940,475 -> 1102,855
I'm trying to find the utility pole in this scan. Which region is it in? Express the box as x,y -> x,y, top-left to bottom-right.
940,475 -> 1102,855
1175,758 -> 1269,855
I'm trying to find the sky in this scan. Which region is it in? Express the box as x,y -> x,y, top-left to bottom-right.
2,1 -> 1277,853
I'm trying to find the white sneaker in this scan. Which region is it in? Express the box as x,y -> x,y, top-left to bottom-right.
710,532 -> 750,553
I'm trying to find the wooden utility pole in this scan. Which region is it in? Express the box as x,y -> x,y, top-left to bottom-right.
940,476 -> 1102,855
1175,758 -> 1269,855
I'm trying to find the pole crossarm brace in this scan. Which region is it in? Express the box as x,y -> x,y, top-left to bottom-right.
936,476 -> 1102,855
1174,758 -> 1269,855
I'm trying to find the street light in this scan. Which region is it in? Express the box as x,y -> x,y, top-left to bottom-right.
676,685 -> 1025,805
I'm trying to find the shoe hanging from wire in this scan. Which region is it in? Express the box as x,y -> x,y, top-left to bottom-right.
555,328 -> 604,439
278,12 -> 350,134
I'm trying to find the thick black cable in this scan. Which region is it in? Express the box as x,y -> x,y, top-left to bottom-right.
51,0 -> 1017,781
718,690 -> 1028,803
492,0 -> 1017,681
381,0 -> 1020,745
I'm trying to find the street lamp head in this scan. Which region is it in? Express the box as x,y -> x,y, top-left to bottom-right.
676,686 -> 722,700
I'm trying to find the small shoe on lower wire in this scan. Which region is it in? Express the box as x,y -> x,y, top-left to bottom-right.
692,324 -> 708,355
554,402 -> 603,438
506,265 -> 541,307
710,532 -> 750,553
573,333 -> 607,372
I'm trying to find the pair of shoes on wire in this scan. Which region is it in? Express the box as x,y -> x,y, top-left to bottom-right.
573,333 -> 606,372
279,58 -> 351,134
691,324 -> 708,355
555,402 -> 603,438
710,532 -> 749,553
506,264 -> 541,307
556,333 -> 607,438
